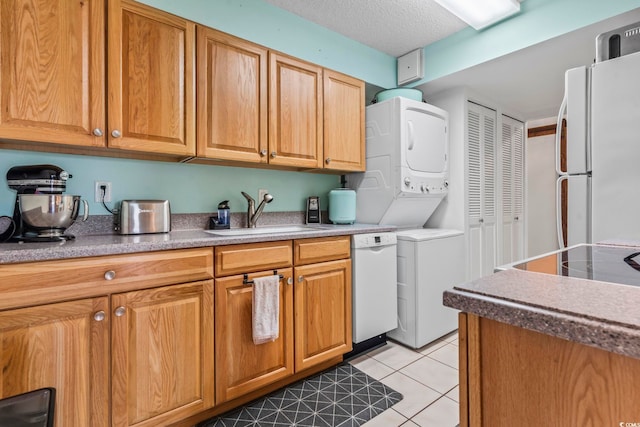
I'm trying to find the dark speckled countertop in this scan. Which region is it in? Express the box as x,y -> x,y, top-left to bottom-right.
0,221 -> 395,264
444,263 -> 640,360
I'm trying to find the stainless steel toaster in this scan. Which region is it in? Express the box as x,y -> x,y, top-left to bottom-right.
117,200 -> 171,235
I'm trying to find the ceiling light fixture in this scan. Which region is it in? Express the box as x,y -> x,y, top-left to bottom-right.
433,0 -> 520,30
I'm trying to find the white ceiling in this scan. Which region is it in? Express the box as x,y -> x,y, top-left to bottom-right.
417,8 -> 640,120
263,0 -> 468,57
264,1 -> 640,121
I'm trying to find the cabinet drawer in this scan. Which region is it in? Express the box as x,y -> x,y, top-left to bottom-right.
294,236 -> 350,265
0,248 -> 213,311
215,241 -> 293,277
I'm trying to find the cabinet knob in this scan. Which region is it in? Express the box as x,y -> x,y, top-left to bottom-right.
270,151 -> 277,158
93,128 -> 103,137
260,149 -> 267,157
514,216 -> 520,221
93,311 -> 106,322
478,218 -> 484,223
111,129 -> 122,138
114,306 -> 126,317
325,158 -> 331,165
298,276 -> 304,283
104,270 -> 116,281
287,277 -> 293,285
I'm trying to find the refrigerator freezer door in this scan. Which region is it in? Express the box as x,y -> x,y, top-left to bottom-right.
591,52 -> 640,242
564,66 -> 590,174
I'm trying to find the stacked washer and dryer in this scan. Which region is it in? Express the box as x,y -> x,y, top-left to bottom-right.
349,95 -> 465,349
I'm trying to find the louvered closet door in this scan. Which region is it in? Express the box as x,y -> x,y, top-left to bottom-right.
500,115 -> 525,264
467,101 -> 497,279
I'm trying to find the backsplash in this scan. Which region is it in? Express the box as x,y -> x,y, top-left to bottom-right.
1,149 -> 341,218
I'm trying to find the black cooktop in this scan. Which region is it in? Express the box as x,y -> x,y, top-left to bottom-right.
513,244 -> 640,287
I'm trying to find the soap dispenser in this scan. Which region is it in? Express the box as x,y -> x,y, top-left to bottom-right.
217,200 -> 230,228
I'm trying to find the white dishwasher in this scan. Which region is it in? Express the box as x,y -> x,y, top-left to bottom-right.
349,232 -> 398,356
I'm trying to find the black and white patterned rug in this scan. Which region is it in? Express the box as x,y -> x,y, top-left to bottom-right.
198,363 -> 403,427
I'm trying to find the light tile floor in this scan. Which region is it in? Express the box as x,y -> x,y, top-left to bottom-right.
349,331 -> 459,427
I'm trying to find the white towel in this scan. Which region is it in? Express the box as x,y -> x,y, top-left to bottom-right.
252,275 -> 280,345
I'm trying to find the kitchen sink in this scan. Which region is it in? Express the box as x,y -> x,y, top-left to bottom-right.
203,225 -> 320,236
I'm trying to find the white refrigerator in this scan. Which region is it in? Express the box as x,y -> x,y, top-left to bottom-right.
555,50 -> 640,247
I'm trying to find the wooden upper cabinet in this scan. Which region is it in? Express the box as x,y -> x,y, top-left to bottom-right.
269,52 -> 323,168
196,27 -> 267,162
108,0 -> 196,156
0,297 -> 109,427
323,70 -> 365,171
0,0 -> 106,147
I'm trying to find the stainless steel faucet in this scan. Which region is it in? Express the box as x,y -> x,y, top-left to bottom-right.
241,191 -> 274,228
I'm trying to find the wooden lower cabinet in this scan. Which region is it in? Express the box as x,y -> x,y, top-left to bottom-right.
214,269 -> 294,404
0,297 -> 109,427
294,259 -> 352,371
111,280 -> 215,427
460,313 -> 640,427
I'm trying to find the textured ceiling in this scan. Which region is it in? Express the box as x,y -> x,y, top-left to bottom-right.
263,0 -> 468,57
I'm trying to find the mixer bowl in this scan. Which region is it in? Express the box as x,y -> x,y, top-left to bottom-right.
19,194 -> 88,235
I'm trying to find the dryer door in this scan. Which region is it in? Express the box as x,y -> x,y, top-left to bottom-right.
404,108 -> 448,174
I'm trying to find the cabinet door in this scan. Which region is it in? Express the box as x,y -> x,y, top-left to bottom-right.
197,27 -> 268,163
108,0 -> 195,156
0,297 -> 109,427
500,115 -> 525,264
323,70 -> 365,171
294,259 -> 352,371
269,52 -> 323,168
0,0 -> 105,147
215,269 -> 294,403
111,280 -> 214,427
467,102 -> 497,279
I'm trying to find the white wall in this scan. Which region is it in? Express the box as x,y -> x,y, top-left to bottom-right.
525,118 -> 560,257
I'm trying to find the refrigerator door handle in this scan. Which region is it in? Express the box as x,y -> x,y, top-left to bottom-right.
555,93 -> 567,176
556,175 -> 568,249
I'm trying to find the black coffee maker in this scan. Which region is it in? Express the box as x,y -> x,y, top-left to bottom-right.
6,164 -> 72,241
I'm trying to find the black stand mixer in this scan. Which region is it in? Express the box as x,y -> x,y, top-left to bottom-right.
6,164 -> 78,242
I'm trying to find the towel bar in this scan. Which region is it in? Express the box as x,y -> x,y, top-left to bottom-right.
243,270 -> 283,285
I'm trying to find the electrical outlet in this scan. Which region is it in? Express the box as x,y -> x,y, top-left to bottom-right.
258,189 -> 269,200
94,181 -> 112,203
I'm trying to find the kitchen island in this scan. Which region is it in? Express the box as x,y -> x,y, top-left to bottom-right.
444,243 -> 640,427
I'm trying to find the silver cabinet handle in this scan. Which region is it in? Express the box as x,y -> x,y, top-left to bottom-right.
104,270 -> 116,281
260,149 -> 267,157
114,306 -> 126,317
94,311 -> 106,322
271,151 -> 277,158
298,276 -> 304,283
93,128 -> 103,137
478,218 -> 484,223
287,277 -> 293,285
514,216 -> 520,221
111,130 -> 122,138
325,158 -> 331,165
